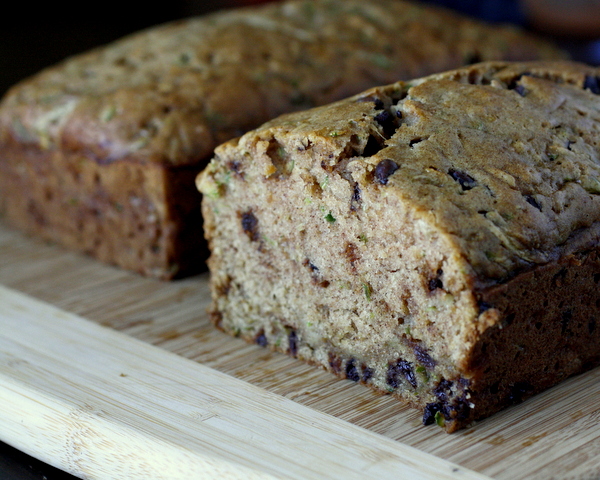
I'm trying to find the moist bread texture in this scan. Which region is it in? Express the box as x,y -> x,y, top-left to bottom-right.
0,0 -> 565,278
198,60 -> 600,432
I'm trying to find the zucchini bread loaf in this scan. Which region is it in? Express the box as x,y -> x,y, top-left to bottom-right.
198,60 -> 600,432
0,0 -> 565,278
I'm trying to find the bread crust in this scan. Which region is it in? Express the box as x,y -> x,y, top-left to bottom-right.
0,0 -> 565,278
198,60 -> 600,431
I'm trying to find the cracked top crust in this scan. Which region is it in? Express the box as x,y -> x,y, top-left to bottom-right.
0,0 -> 564,166
206,61 -> 600,285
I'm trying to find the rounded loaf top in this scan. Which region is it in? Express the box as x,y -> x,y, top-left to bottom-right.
207,61 -> 600,284
0,0 -> 565,166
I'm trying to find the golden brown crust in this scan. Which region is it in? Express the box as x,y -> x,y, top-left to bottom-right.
211,60 -> 600,284
464,250 -> 600,428
0,0 -> 565,167
199,60 -> 600,431
0,142 -> 205,278
0,0 -> 566,278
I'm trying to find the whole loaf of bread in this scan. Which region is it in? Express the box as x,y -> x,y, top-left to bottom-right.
198,60 -> 600,431
0,0 -> 565,278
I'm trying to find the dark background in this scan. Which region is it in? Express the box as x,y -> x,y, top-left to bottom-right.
1,0 -> 598,479
1,0 -> 599,98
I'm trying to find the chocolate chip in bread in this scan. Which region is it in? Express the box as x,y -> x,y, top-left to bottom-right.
198,60 -> 600,431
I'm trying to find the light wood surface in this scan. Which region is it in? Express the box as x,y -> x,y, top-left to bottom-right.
0,221 -> 599,479
1,285 -> 484,480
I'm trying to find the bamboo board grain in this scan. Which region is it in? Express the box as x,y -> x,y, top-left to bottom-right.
0,221 -> 599,479
0,285 -> 484,480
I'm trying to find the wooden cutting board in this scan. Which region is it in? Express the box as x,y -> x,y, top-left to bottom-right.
0,221 -> 599,480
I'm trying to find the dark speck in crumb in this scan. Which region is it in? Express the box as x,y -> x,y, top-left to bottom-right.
428,278 -> 443,291
352,183 -> 361,202
525,195 -> 542,211
350,182 -> 362,211
288,330 -> 298,357
345,359 -> 361,382
409,137 -> 427,147
414,344 -> 436,369
374,110 -> 396,138
422,402 -> 442,425
303,258 -> 319,272
387,359 -> 417,388
434,378 -> 453,402
428,268 -> 443,291
374,159 -> 399,185
362,134 -> 384,157
514,83 -> 527,96
255,331 -> 268,347
449,169 -> 476,190
241,210 -> 259,241
227,160 -> 242,175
